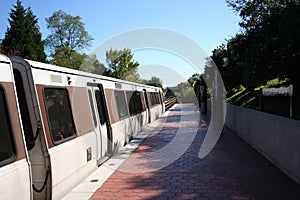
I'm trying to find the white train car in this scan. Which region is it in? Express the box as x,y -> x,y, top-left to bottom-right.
0,55 -> 165,200
0,55 -> 32,199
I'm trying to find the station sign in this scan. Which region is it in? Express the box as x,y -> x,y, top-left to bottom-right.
262,85 -> 293,96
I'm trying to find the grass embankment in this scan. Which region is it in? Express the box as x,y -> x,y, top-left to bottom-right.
226,78 -> 294,117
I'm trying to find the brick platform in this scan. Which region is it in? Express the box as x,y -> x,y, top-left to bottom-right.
87,103 -> 300,199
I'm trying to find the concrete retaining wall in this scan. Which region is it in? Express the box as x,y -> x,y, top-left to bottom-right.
225,103 -> 300,185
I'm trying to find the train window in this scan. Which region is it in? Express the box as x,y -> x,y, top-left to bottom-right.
156,93 -> 160,104
126,91 -> 134,115
88,89 -> 97,127
114,90 -> 129,119
95,90 -> 106,125
135,92 -> 143,113
127,91 -> 143,115
150,93 -> 154,106
0,86 -> 16,167
13,69 -> 35,150
44,88 -> 76,143
150,92 -> 160,106
159,91 -> 163,104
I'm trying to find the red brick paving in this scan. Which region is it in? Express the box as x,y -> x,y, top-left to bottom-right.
90,104 -> 300,200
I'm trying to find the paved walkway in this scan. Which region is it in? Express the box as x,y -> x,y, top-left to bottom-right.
65,104 -> 300,200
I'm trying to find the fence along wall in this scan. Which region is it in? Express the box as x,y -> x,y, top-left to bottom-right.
225,103 -> 300,185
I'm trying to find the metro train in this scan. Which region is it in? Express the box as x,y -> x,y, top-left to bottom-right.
0,54 -> 165,200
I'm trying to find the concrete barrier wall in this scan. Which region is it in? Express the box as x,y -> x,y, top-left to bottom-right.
225,103 -> 300,185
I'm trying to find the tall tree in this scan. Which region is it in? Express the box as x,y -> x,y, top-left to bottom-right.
45,10 -> 94,63
226,0 -> 298,31
219,0 -> 300,91
0,43 -> 3,54
2,0 -> 46,61
105,48 -> 140,81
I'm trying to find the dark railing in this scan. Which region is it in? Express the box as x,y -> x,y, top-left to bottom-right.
164,97 -> 177,110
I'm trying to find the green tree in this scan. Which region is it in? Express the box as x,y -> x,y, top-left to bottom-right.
141,76 -> 163,88
0,42 -> 3,54
168,82 -> 194,98
45,10 -> 94,63
51,47 -> 86,69
226,0 -> 298,31
222,0 -> 300,118
123,71 -> 140,83
79,54 -> 106,74
212,36 -> 258,92
2,0 -> 46,61
187,73 -> 200,86
105,48 -> 140,80
219,0 -> 300,92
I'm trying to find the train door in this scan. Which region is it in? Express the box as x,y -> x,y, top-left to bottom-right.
88,84 -> 111,164
0,55 -> 32,200
143,89 -> 151,123
10,57 -> 51,200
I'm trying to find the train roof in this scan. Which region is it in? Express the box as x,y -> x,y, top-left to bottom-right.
0,54 -> 11,63
23,58 -> 161,90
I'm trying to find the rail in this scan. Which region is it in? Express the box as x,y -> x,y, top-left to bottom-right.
164,97 -> 178,110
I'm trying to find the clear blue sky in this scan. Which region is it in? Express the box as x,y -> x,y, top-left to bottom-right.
0,0 -> 241,86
